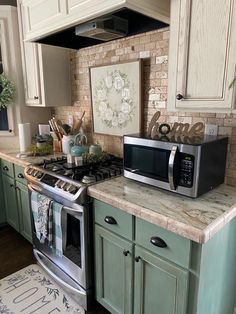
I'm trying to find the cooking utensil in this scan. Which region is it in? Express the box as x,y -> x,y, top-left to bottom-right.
73,111 -> 85,133
62,124 -> 71,135
56,120 -> 67,135
49,119 -> 62,141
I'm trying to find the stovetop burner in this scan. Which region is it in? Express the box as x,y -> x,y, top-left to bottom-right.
25,155 -> 123,197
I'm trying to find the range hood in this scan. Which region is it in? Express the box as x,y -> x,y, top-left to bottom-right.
36,8 -> 169,50
75,15 -> 128,42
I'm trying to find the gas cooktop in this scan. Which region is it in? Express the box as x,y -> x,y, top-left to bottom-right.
24,155 -> 123,203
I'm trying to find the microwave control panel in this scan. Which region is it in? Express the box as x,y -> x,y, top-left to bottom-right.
179,154 -> 194,187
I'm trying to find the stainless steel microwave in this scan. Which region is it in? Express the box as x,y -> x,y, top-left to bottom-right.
123,134 -> 228,198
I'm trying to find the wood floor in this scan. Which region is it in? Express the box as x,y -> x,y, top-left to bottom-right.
0,225 -> 35,279
0,225 -> 110,314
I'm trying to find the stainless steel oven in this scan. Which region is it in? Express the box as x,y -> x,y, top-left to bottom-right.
27,182 -> 93,310
24,156 -> 123,311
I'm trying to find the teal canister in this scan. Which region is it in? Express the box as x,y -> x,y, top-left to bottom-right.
89,144 -> 102,156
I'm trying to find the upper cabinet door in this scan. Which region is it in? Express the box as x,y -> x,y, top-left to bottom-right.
18,0 -> 71,107
168,0 -> 236,111
21,0 -> 67,36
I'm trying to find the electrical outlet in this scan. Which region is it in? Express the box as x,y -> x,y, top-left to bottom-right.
68,114 -> 73,127
204,124 -> 218,136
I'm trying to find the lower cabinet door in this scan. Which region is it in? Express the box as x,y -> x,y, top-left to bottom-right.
16,182 -> 32,243
0,172 -> 6,225
95,225 -> 133,314
134,246 -> 188,314
2,174 -> 19,231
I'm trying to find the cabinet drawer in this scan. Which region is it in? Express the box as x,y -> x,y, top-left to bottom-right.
136,218 -> 191,268
1,160 -> 14,178
15,165 -> 27,185
94,200 -> 133,241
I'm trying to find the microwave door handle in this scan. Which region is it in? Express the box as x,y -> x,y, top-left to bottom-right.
168,145 -> 178,190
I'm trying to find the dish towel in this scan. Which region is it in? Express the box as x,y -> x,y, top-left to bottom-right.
52,200 -> 64,257
31,191 -> 52,244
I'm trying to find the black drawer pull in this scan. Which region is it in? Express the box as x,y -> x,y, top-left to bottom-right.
123,250 -> 130,257
3,166 -> 9,171
135,256 -> 141,263
104,216 -> 117,225
17,173 -> 24,179
176,93 -> 184,100
10,184 -> 15,188
150,236 -> 167,248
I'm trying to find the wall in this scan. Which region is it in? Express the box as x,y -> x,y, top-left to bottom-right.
52,27 -> 236,187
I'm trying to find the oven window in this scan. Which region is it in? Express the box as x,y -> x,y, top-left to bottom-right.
124,144 -> 170,181
64,214 -> 81,268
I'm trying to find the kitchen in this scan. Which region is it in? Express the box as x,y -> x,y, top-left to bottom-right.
0,1 -> 236,313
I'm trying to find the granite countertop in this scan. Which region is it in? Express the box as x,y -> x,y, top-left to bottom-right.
0,150 -> 64,167
88,176 -> 236,244
2,149 -> 236,244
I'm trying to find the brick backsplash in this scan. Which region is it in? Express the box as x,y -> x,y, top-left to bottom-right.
52,27 -> 236,187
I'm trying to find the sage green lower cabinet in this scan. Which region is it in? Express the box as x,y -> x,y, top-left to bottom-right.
16,181 -> 32,242
2,174 -> 20,231
0,171 -> 6,226
1,161 -> 32,242
134,246 -> 188,314
95,225 -> 133,314
93,199 -> 236,314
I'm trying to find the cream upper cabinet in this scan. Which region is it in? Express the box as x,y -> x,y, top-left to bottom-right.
18,0 -> 71,107
168,0 -> 236,111
20,0 -> 170,41
20,0 -> 67,35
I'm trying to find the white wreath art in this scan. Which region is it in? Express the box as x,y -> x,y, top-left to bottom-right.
94,70 -> 135,129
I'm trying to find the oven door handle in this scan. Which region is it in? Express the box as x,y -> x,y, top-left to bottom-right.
28,184 -> 43,193
168,145 -> 178,190
28,185 -> 83,214
33,249 -> 86,297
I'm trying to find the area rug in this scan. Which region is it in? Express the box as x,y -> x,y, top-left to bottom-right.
0,264 -> 85,314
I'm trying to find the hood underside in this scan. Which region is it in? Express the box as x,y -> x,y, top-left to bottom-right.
36,8 -> 168,50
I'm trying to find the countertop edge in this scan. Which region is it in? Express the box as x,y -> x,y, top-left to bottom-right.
0,151 -> 31,167
88,186 -> 211,244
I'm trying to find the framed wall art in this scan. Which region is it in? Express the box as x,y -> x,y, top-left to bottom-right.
90,60 -> 142,136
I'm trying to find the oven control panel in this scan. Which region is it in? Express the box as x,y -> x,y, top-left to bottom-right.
25,166 -> 82,199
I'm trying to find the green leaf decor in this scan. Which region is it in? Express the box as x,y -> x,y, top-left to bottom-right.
0,73 -> 15,109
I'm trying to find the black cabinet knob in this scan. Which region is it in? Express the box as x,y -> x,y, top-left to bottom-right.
3,166 -> 9,171
10,184 -> 15,188
135,256 -> 141,263
176,94 -> 184,100
104,216 -> 117,225
34,96 -> 39,100
17,173 -> 24,179
123,250 -> 130,257
150,236 -> 167,248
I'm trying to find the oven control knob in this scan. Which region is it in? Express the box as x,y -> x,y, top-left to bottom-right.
36,171 -> 43,179
69,185 -> 78,194
55,180 -> 63,188
32,170 -> 38,177
27,168 -> 34,175
61,181 -> 67,190
67,185 -> 75,193
62,183 -> 69,191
